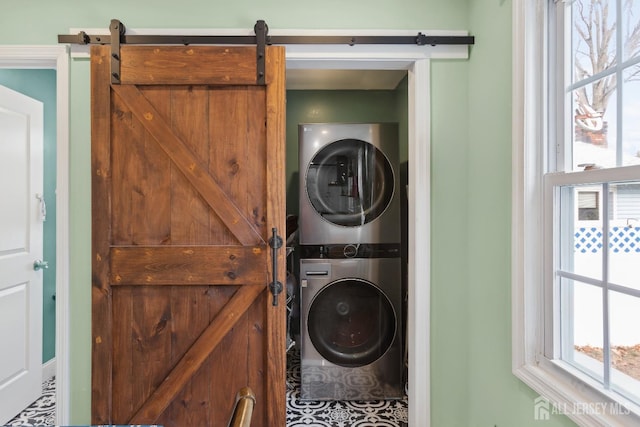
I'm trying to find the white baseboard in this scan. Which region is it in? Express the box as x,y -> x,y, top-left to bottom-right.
43,358 -> 56,381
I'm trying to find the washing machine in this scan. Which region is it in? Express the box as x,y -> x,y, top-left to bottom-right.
299,257 -> 404,401
298,123 -> 400,245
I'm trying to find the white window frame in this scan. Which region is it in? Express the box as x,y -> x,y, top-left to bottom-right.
513,1 -> 640,425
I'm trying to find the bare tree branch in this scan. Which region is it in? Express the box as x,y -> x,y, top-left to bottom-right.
573,0 -> 640,122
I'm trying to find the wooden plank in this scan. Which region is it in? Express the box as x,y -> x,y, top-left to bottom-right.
208,88 -> 267,239
208,288 -> 250,425
246,289 -> 266,427
131,286 -> 173,421
112,84 -> 263,246
208,88 -> 248,246
161,286 -> 212,426
110,88 -> 139,245
129,88 -> 172,245
159,364 -> 211,426
166,86 -> 212,245
111,87 -> 173,245
158,286 -> 236,426
110,246 -> 266,285
244,89 -> 268,237
205,285 -> 239,423
128,284 -> 264,424
120,46 -> 258,85
90,44 -> 114,424
264,45 -> 287,427
111,287 -> 133,422
169,287 -> 211,362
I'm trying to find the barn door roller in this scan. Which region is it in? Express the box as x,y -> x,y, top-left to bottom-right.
254,20 -> 267,85
110,19 -> 124,84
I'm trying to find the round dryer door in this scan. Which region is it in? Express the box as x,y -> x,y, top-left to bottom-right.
306,139 -> 394,227
307,278 -> 396,367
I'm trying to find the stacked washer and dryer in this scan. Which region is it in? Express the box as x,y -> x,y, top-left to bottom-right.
298,123 -> 404,401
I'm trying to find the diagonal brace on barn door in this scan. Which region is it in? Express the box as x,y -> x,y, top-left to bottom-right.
128,284 -> 265,424
111,84 -> 265,246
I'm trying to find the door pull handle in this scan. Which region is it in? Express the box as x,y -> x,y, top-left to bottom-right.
34,259 -> 49,271
268,227 -> 283,306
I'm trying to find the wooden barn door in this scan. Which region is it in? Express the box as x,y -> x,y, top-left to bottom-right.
90,44 -> 286,426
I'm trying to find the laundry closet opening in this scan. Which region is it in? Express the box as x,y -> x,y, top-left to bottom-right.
283,73 -> 410,422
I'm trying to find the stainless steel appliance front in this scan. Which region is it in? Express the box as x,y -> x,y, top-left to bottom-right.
299,257 -> 403,401
298,123 -> 400,245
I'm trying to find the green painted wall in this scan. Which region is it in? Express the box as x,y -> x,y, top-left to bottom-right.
463,1 -> 574,426
0,1 -> 578,425
0,69 -> 57,364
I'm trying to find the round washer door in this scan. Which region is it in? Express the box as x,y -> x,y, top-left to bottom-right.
307,278 -> 396,367
305,138 -> 394,227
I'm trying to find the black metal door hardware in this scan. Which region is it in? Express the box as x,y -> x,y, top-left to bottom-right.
59,19 -> 475,86
269,227 -> 283,307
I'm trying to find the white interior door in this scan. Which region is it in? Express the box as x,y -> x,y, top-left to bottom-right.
0,84 -> 44,424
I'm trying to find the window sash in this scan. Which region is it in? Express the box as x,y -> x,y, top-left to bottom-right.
561,0 -> 640,172
545,166 -> 640,407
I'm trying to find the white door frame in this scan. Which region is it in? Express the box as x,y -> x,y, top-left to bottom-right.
0,45 -> 70,426
283,39 -> 447,426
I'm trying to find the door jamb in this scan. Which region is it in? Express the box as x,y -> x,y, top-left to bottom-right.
0,45 -> 71,426
284,44 -> 433,426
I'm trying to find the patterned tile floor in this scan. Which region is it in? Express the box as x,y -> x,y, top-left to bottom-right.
6,377 -> 55,426
6,353 -> 408,427
286,349 -> 409,427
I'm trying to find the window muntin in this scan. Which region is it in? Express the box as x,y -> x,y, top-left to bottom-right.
623,69 -> 640,163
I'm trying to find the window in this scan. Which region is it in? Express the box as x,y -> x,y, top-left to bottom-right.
513,0 -> 640,424
577,190 -> 600,220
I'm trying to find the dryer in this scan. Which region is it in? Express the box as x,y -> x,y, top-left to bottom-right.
298,123 -> 400,245
299,257 -> 404,401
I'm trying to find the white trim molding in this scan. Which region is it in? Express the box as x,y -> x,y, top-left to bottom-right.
277,40 -> 435,427
0,45 -> 70,426
43,358 -> 56,381
407,57 -> 431,426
